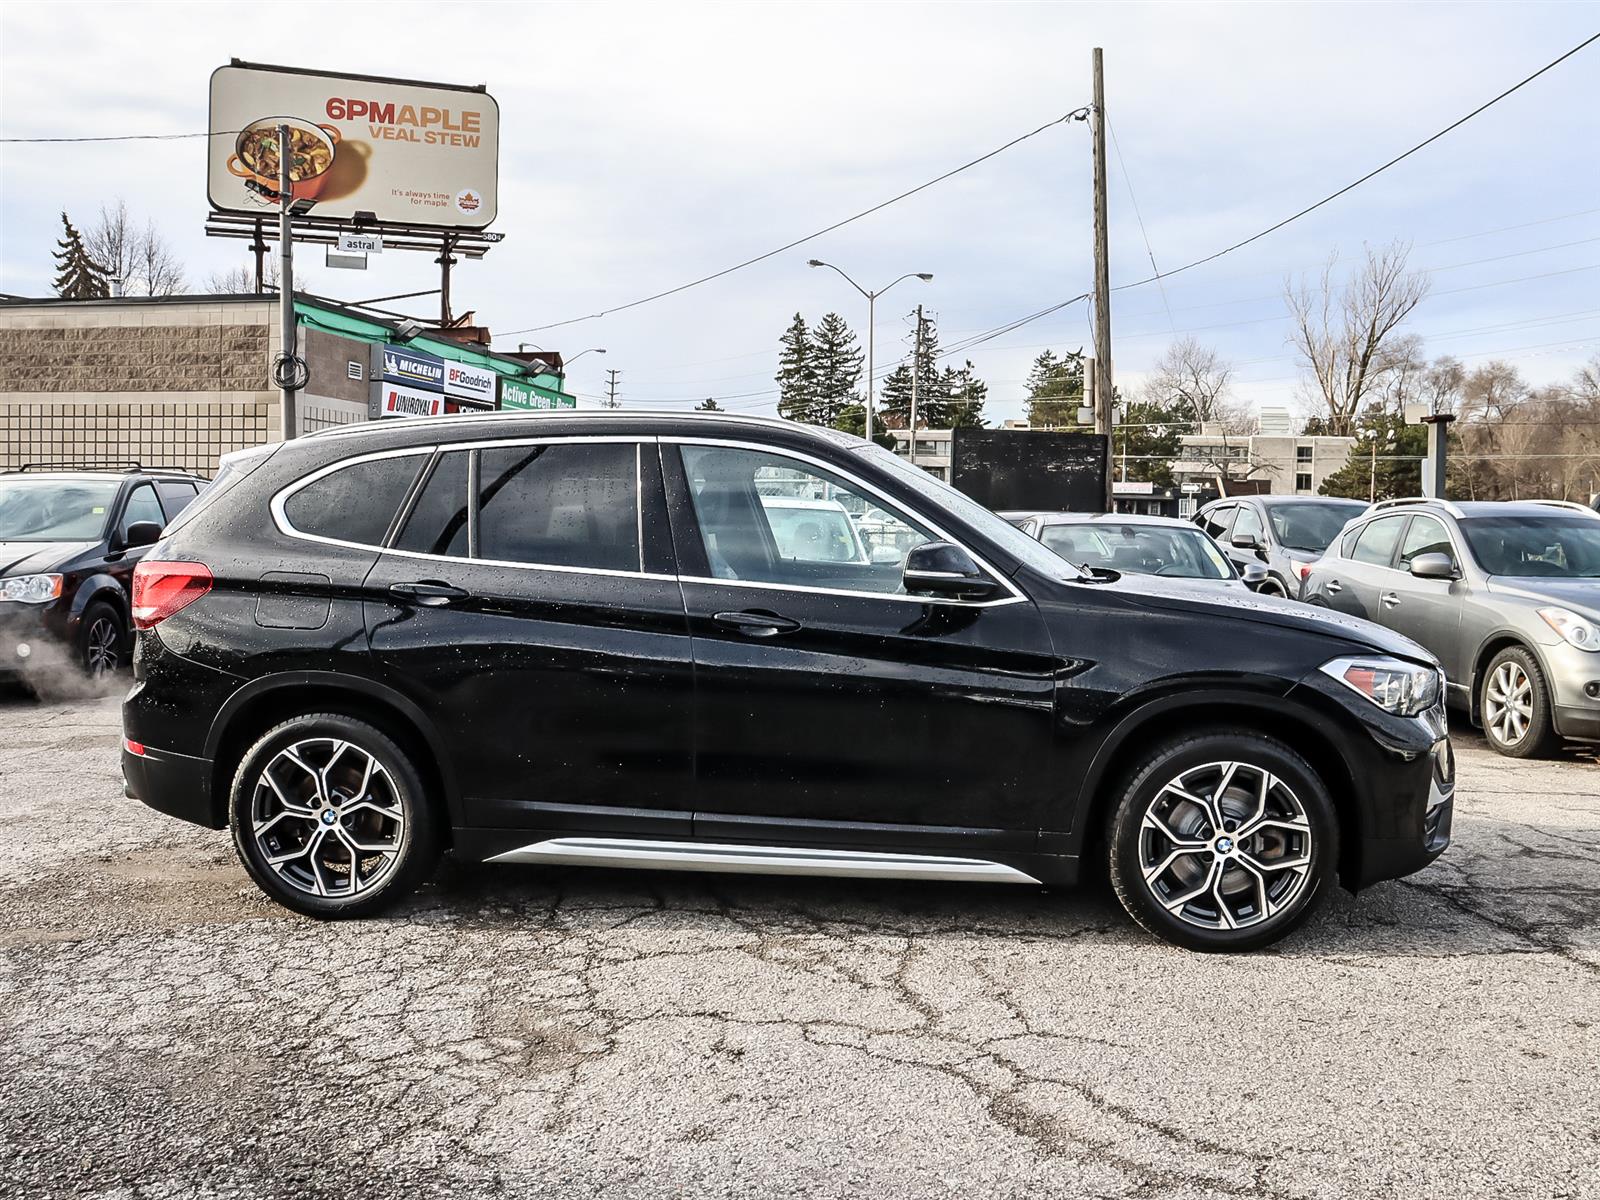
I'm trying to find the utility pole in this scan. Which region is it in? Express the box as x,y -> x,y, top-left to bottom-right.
1090,48 -> 1114,512
277,123 -> 299,440
603,369 -> 621,409
908,305 -> 923,466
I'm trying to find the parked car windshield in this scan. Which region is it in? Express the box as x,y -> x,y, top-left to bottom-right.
0,478 -> 120,541
1041,522 -> 1233,579
759,498 -> 866,564
1459,515 -> 1600,577
1263,500 -> 1367,552
851,444 -> 1087,579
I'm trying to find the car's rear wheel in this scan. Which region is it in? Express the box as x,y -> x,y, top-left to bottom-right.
1255,578 -> 1288,598
1480,646 -> 1557,758
1107,732 -> 1338,951
79,601 -> 124,677
229,713 -> 440,918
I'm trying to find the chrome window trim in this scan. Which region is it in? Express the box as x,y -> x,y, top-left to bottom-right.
270,445 -> 437,555
665,436 -> 1026,606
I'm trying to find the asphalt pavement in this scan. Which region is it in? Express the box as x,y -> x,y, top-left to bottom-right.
0,688 -> 1596,1199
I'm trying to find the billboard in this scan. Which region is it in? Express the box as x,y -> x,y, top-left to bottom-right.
209,61 -> 499,228
950,429 -> 1108,513
443,360 -> 496,405
381,344 -> 444,390
501,378 -> 576,411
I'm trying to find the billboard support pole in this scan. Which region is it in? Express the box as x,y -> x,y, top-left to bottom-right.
277,124 -> 299,440
438,235 -> 458,326
250,219 -> 267,294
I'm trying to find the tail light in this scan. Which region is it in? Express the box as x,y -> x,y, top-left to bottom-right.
131,561 -> 213,630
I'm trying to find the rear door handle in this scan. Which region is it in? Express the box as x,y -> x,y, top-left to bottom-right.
1325,580 -> 1342,594
390,580 -> 469,607
1380,591 -> 1400,608
713,610 -> 801,638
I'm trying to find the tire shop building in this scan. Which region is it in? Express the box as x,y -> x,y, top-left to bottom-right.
0,293 -> 576,474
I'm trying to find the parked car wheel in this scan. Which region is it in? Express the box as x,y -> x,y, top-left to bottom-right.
1255,578 -> 1288,599
1107,732 -> 1338,951
1479,646 -> 1558,759
229,714 -> 440,918
78,600 -> 124,677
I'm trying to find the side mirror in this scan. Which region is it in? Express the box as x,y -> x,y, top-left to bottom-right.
123,520 -> 163,549
1230,532 -> 1263,551
870,544 -> 904,566
903,541 -> 998,599
1409,552 -> 1456,580
1240,562 -> 1269,586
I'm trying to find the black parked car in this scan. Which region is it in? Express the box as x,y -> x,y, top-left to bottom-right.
1195,495 -> 1368,599
0,465 -> 205,677
123,414 -> 1453,951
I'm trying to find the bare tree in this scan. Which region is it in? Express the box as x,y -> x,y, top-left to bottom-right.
85,200 -> 185,296
1285,241 -> 1430,436
1141,335 -> 1235,426
204,260 -> 277,294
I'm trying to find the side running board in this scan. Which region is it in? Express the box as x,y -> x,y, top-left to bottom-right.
485,837 -> 1043,885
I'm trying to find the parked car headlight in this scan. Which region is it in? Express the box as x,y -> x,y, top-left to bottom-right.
1320,655 -> 1441,716
1537,606 -> 1600,651
0,574 -> 64,604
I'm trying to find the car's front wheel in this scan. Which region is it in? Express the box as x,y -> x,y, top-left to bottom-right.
229,713 -> 440,918
78,601 -> 124,677
1107,732 -> 1338,951
1479,646 -> 1558,758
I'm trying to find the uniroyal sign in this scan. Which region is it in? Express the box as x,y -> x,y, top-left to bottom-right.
208,61 -> 499,227
444,361 -> 496,404
379,382 -> 445,419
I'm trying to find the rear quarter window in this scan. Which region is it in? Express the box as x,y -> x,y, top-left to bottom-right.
283,453 -> 427,547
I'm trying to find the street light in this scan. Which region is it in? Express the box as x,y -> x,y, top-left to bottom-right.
807,260 -> 932,440
565,347 -> 606,365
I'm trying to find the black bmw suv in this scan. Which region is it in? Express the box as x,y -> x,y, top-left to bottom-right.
0,465 -> 205,677
123,413 -> 1453,951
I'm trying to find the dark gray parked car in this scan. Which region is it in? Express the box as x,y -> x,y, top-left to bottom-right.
1195,496 -> 1368,599
1302,497 -> 1600,757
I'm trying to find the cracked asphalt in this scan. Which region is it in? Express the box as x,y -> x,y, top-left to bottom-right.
1,689 -> 1596,1200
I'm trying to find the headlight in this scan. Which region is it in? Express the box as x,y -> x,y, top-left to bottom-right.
1537,606 -> 1600,651
0,574 -> 63,604
1321,655 -> 1441,717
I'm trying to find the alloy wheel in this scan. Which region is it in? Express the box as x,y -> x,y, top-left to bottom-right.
250,737 -> 406,899
85,616 -> 120,677
1138,760 -> 1314,931
1484,661 -> 1533,746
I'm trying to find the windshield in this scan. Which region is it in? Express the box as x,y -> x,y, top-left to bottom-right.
1459,515 -> 1600,578
1265,501 -> 1366,552
1040,522 -> 1232,579
0,479 -> 119,541
851,444 -> 1086,579
760,500 -> 865,563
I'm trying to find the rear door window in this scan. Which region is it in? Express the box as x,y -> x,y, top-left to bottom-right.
1351,515 -> 1407,568
395,451 -> 471,558
476,443 -> 640,572
283,453 -> 427,548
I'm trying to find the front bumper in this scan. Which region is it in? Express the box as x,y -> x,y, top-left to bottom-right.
1539,641 -> 1600,740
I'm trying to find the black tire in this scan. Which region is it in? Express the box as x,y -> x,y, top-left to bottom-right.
1255,578 -> 1288,599
229,713 -> 440,918
78,600 -> 125,677
1107,731 -> 1339,952
1478,646 -> 1558,759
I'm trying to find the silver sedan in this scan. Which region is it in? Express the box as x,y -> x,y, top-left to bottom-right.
1008,512 -> 1267,592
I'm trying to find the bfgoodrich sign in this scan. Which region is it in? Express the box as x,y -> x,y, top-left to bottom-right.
208,60 -> 500,228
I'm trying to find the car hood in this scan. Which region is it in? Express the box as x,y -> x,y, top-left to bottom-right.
1088,571 -> 1437,663
0,541 -> 90,576
1486,576 -> 1600,613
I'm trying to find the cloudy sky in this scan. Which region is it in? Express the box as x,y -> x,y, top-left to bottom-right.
2,1 -> 1596,423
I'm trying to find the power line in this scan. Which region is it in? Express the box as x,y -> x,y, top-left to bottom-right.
1111,30 -> 1600,295
500,107 -> 1092,337
1106,117 -> 1175,335
0,128 -> 243,143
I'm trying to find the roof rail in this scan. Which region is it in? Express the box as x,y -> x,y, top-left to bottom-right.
3,461 -> 204,477
1367,497 -> 1467,518
1531,499 -> 1600,517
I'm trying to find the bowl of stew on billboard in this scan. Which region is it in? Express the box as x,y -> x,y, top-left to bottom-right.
227,117 -> 341,200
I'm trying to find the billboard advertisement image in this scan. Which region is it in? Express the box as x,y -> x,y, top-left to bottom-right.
209,61 -> 499,228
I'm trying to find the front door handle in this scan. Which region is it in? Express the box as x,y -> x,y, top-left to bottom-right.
713,610 -> 801,638
1380,591 -> 1400,608
1325,580 -> 1342,594
390,580 -> 469,607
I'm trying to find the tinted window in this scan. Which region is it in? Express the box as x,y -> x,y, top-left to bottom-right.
1232,505 -> 1264,544
1202,505 -> 1236,540
285,454 -> 424,547
1459,516 -> 1600,578
1352,516 -> 1406,567
1398,515 -> 1454,569
477,443 -> 639,571
122,483 -> 166,534
156,480 -> 200,518
396,451 -> 470,558
680,445 -> 937,593
1265,500 -> 1366,552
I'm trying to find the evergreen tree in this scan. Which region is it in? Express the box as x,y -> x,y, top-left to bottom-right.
878,312 -> 944,428
1317,402 -> 1426,501
696,397 -> 722,411
775,313 -> 816,422
1023,348 -> 1086,428
1113,397 -> 1183,487
53,212 -> 109,300
941,360 -> 988,429
808,312 -> 863,427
